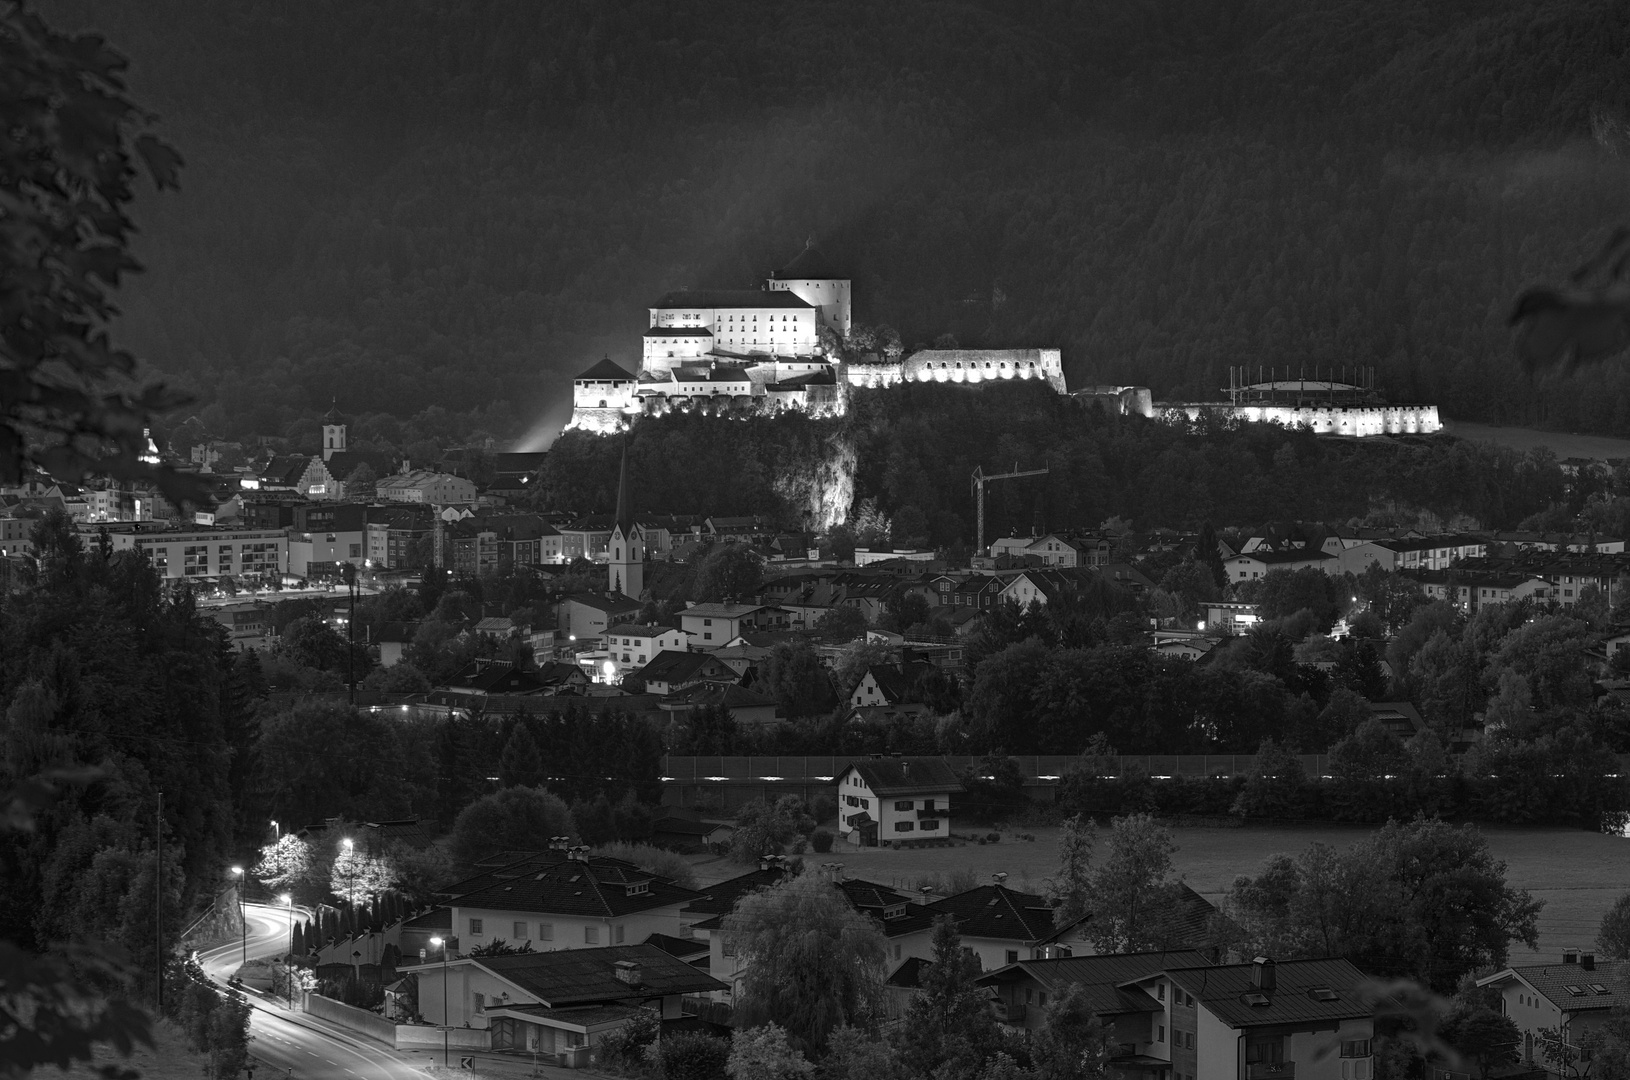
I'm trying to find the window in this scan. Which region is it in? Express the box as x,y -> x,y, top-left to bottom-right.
513,921 -> 528,939
1038,992 -> 1047,1006
1157,1025 -> 1165,1043
539,923 -> 554,941
1158,983 -> 1165,1001
469,918 -> 484,935
1245,1036 -> 1284,1064
585,925 -> 599,944
894,821 -> 914,832
921,819 -> 939,830
895,800 -> 913,811
722,936 -> 736,957
1340,1040 -> 1372,1058
1006,950 -> 1019,964
473,993 -> 484,1013
349,544 -> 362,558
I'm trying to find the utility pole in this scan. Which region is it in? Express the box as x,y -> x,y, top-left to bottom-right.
971,463 -> 1050,556
343,563 -> 358,706
155,791 -> 163,1009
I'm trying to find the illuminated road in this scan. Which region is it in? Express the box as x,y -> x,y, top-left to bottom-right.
194,903 -> 432,1080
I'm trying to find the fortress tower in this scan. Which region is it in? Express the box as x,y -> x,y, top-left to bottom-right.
768,241 -> 851,339
609,446 -> 644,600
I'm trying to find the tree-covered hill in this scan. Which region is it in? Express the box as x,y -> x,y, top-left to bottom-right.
37,0 -> 1630,447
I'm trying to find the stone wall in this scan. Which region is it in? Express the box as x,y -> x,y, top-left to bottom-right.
1159,401 -> 1442,436
305,993 -> 398,1045
845,348 -> 1069,393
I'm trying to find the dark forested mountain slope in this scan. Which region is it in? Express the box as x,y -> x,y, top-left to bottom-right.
38,0 -> 1630,448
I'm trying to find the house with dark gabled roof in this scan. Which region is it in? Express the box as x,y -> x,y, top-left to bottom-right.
978,953 -> 1375,1080
837,757 -> 963,848
913,883 -> 1072,972
1478,951 -> 1629,1071
404,944 -> 725,1062
621,649 -> 738,696
847,662 -> 934,723
446,849 -> 703,957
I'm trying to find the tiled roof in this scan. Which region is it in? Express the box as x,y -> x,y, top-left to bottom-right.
886,956 -> 931,989
680,867 -> 790,918
977,950 -> 1210,1017
476,944 -> 727,1005
777,245 -> 844,280
643,328 -> 714,337
402,907 -> 452,929
576,357 -> 636,381
925,885 -> 1057,943
1164,957 -> 1372,1029
641,933 -> 711,962
453,856 -> 701,919
562,592 -> 642,615
492,1003 -> 647,1029
627,650 -> 735,688
844,757 -> 965,797
1498,959 -> 1630,1013
1233,549 -> 1336,565
681,602 -> 770,617
652,290 -> 813,310
662,683 -> 775,710
606,623 -> 680,640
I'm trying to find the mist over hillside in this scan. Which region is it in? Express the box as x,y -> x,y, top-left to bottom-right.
41,0 -> 1630,450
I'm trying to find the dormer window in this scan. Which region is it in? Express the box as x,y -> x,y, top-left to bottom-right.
625,881 -> 650,896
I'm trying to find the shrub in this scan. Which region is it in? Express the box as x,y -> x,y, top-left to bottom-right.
593,842 -> 698,890
658,1031 -> 730,1080
810,829 -> 834,853
597,1010 -> 660,1073
985,832 -> 1000,843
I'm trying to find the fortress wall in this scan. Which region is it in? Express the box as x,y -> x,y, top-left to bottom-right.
1159,402 -> 1442,436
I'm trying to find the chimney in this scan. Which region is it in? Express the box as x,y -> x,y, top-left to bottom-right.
919,886 -> 934,906
1252,957 -> 1276,993
901,760 -> 910,777
1584,953 -> 1597,971
1564,949 -> 1580,965
993,873 -> 1008,887
614,960 -> 641,987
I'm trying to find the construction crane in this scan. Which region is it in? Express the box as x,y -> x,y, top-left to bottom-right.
971,462 -> 1049,556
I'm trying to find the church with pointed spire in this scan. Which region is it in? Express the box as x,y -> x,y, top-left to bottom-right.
608,446 -> 644,600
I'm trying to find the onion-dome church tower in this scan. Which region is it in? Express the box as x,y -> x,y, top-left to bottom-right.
609,446 -> 644,600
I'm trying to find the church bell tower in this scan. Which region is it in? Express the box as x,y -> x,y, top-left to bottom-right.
609,446 -> 644,600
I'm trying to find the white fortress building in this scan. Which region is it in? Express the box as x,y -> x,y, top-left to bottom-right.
565,244 -> 1067,433
1159,368 -> 1442,437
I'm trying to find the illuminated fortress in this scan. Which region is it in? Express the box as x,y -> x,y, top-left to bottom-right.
565,245 -> 1068,434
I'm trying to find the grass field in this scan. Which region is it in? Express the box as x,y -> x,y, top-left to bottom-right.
696,823 -> 1628,964
1445,420 -> 1630,461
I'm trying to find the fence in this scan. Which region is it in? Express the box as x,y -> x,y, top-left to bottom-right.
395,1024 -> 492,1052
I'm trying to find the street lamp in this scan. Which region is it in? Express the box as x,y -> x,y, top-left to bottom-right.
279,893 -> 294,1009
429,936 -> 450,1068
230,866 -> 246,968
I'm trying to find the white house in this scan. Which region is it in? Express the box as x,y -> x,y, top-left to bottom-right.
678,603 -> 792,648
980,955 -> 1375,1080
1477,952 -> 1626,1072
1225,548 -> 1337,582
836,757 -> 962,848
376,470 -> 477,506
556,593 -> 642,641
446,851 -> 702,955
406,945 -> 725,1059
602,623 -> 688,680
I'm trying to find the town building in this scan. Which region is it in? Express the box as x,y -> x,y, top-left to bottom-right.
836,757 -> 962,848
406,945 -> 725,1061
622,650 -> 738,696
103,525 -> 288,583
678,603 -> 793,648
1225,549 -> 1337,582
1477,951 -> 1626,1072
377,470 -> 477,506
604,624 -> 689,670
557,593 -> 642,641
979,954 -> 1375,1080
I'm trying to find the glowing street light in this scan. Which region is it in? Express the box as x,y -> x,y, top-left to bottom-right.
279,892 -> 295,1008
429,936 -> 450,1067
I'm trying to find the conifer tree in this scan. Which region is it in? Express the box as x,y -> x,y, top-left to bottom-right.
497,722 -> 544,788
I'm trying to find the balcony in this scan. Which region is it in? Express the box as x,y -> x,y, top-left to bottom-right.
1110,1043 -> 1140,1061
991,1001 -> 1026,1023
1247,1063 -> 1295,1080
917,806 -> 951,819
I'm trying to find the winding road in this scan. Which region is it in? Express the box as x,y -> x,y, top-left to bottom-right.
194,903 -> 437,1080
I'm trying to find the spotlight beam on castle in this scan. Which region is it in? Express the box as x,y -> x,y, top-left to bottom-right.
972,462 -> 1049,556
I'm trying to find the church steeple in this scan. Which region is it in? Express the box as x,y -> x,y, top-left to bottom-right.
610,444 -> 643,600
